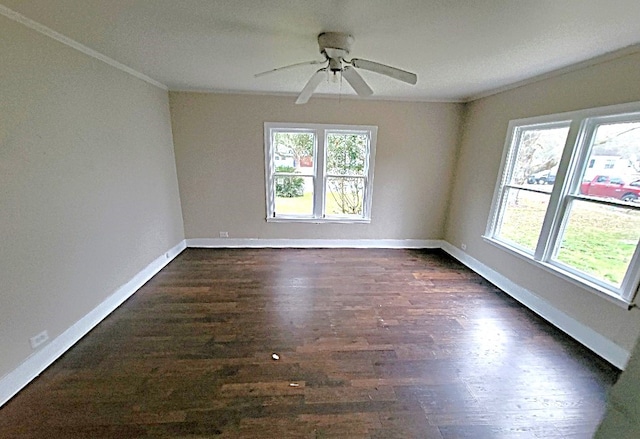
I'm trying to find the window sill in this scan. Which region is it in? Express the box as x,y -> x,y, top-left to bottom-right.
482,236 -> 634,310
267,216 -> 371,224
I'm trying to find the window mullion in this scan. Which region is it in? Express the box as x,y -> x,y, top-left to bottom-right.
313,129 -> 325,218
536,120 -> 581,261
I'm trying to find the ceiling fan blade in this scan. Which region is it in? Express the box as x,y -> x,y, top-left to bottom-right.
350,58 -> 417,85
254,60 -> 326,78
342,66 -> 373,97
295,69 -> 326,104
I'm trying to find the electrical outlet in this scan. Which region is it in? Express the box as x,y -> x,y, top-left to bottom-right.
461,243 -> 467,251
219,231 -> 229,238
29,330 -> 49,349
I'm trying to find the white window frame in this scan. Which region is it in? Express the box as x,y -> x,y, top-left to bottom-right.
264,122 -> 377,223
485,101 -> 640,308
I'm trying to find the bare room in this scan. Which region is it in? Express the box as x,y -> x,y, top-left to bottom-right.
2,1 -> 640,437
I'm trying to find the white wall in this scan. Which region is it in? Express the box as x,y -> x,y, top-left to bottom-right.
169,92 -> 463,241
445,52 -> 640,354
0,15 -> 184,379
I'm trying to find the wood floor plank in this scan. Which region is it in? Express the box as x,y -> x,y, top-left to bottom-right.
0,248 -> 619,438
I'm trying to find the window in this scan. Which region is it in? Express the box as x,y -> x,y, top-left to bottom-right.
264,123 -> 377,223
486,102 -> 640,305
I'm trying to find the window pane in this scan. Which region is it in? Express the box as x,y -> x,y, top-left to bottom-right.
274,176 -> 314,216
578,120 -> 640,203
326,133 -> 367,176
555,200 -> 640,288
273,132 -> 315,171
325,177 -> 364,216
495,188 -> 550,253
512,126 -> 569,190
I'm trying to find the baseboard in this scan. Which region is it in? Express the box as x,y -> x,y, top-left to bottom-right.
0,240 -> 187,408
186,238 -> 443,249
440,241 -> 630,369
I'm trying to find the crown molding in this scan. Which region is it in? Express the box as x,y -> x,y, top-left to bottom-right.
0,4 -> 167,91
466,43 -> 640,102
167,87 -> 465,104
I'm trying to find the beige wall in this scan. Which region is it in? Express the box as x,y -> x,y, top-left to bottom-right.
170,92 -> 462,240
445,52 -> 640,353
0,16 -> 184,378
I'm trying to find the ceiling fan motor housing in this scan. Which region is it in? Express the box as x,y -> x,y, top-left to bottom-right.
318,32 -> 354,63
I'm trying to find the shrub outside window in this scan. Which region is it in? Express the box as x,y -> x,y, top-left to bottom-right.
264,123 -> 377,223
486,102 -> 640,306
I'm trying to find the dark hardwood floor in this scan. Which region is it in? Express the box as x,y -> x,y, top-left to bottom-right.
1,248 -> 619,438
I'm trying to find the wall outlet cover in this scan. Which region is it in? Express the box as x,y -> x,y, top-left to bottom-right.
29,331 -> 49,349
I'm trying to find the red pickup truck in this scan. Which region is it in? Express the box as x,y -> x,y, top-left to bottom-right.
580,176 -> 640,202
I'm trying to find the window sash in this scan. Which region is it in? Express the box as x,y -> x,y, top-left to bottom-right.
486,102 -> 640,306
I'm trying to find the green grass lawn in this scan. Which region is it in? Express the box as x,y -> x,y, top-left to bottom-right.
555,201 -> 640,286
499,189 -> 640,287
499,190 -> 549,252
275,192 -> 361,216
275,192 -> 315,215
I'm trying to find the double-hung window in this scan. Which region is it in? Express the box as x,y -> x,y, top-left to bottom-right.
264,123 -> 377,223
486,102 -> 640,306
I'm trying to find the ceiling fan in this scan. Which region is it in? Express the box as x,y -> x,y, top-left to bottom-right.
255,32 -> 418,104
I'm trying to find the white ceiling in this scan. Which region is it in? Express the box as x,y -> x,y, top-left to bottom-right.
3,0 -> 640,102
